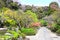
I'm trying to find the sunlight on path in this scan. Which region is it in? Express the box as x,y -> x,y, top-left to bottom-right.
26,27 -> 60,40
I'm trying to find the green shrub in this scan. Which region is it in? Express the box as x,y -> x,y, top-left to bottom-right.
50,23 -> 60,32
4,35 -> 12,40
40,19 -> 47,26
56,29 -> 60,34
17,30 -> 26,38
25,10 -> 38,22
0,34 -> 12,40
5,19 -> 17,27
21,28 -> 36,35
7,30 -> 20,39
50,23 -> 58,32
20,33 -> 26,38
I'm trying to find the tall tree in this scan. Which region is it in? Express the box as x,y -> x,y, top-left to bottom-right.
49,2 -> 59,10
0,0 -> 19,10
0,0 -> 7,7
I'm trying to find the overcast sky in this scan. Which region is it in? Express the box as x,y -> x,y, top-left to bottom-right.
18,0 -> 60,6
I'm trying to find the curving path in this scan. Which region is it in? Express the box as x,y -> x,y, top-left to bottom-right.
26,27 -> 60,40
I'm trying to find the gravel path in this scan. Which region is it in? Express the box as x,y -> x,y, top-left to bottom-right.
26,27 -> 60,40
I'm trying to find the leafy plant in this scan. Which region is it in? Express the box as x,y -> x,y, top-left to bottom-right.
5,19 -> 16,27
7,30 -> 20,39
25,10 -> 38,22
40,19 -> 47,26
50,23 -> 60,32
56,29 -> 60,34
21,27 -> 36,35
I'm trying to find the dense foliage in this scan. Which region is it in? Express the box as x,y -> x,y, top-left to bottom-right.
40,19 -> 47,26
21,28 -> 36,35
0,0 -> 60,39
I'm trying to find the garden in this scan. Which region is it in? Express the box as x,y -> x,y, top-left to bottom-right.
0,0 -> 60,40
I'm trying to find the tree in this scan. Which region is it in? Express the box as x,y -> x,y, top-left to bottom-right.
49,2 -> 59,10
0,0 -> 19,10
25,5 -> 32,10
31,5 -> 37,13
52,10 -> 60,25
1,8 -> 38,28
25,10 -> 38,22
0,0 -> 7,8
20,10 -> 38,27
35,7 -> 45,19
44,2 -> 59,16
0,8 -> 20,28
7,1 -> 19,10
